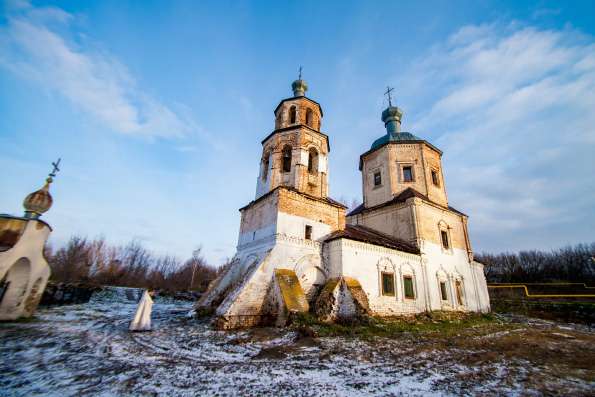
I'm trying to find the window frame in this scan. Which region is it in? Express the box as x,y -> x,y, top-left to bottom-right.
381,272 -> 396,296
306,108 -> 313,127
440,229 -> 450,250
261,152 -> 270,181
455,279 -> 464,306
439,281 -> 448,301
373,171 -> 382,187
307,148 -> 319,174
431,169 -> 440,187
403,275 -> 415,299
282,145 -> 292,173
304,225 -> 312,240
288,106 -> 297,124
402,165 -> 414,182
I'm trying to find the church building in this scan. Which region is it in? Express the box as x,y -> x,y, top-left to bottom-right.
197,78 -> 490,329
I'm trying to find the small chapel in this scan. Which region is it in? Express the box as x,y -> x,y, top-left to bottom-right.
0,163 -> 58,321
197,77 -> 490,329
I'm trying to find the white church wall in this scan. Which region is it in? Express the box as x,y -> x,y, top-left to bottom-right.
331,238 -> 427,316
276,212 -> 332,242
421,241 -> 485,312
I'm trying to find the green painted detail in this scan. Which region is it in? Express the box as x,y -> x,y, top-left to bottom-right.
370,131 -> 421,150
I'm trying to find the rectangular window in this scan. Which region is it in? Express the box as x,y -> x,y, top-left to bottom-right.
431,169 -> 440,187
381,272 -> 395,296
305,225 -> 312,240
455,280 -> 464,306
373,171 -> 382,186
403,276 -> 415,299
441,230 -> 450,249
403,166 -> 413,182
440,281 -> 448,301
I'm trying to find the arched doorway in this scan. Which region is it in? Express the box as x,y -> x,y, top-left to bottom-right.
294,254 -> 326,302
0,258 -> 31,317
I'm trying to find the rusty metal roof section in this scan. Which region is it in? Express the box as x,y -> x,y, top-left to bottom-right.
324,224 -> 420,255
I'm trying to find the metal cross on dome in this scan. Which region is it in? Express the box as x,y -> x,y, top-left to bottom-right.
298,66 -> 303,80
384,86 -> 395,107
49,158 -> 61,178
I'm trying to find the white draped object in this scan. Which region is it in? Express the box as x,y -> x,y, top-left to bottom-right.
129,291 -> 153,332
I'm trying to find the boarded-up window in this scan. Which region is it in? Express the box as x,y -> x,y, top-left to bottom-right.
403,166 -> 413,182
305,225 -> 312,240
455,280 -> 464,305
441,230 -> 449,249
381,272 -> 395,296
374,171 -> 381,186
403,276 -> 415,299
440,281 -> 448,301
282,145 -> 292,172
289,106 -> 296,124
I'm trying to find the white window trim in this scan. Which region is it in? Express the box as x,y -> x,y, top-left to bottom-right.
402,274 -> 417,300
377,258 -> 396,298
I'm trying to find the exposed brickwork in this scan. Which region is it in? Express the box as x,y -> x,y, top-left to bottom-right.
274,97 -> 322,130
278,188 -> 345,231
239,192 -> 278,234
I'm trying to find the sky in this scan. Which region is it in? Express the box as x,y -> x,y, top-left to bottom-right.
1,0 -> 594,265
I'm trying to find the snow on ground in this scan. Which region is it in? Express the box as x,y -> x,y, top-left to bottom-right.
1,289 -> 594,396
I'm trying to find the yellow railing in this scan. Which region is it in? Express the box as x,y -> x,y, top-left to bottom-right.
489,282 -> 595,288
488,283 -> 595,298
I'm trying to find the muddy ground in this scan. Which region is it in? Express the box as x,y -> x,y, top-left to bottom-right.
1,290 -> 594,396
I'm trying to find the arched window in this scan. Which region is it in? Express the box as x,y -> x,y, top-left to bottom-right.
261,152 -> 270,180
308,148 -> 318,173
289,106 -> 296,124
306,108 -> 313,127
282,145 -> 292,172
438,220 -> 451,251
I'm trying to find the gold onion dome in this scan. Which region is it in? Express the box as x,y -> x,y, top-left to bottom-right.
23,177 -> 53,218
23,159 -> 60,219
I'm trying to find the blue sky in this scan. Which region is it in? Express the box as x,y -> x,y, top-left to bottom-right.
1,0 -> 594,265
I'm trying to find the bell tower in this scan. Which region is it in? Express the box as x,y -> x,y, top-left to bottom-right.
255,74 -> 329,199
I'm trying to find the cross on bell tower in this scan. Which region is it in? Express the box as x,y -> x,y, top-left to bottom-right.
384,86 -> 395,107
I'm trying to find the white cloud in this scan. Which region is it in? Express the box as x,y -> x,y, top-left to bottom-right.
396,23 -> 595,250
0,1 -> 189,138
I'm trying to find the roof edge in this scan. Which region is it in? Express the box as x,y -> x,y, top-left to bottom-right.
239,186 -> 347,212
358,139 -> 443,170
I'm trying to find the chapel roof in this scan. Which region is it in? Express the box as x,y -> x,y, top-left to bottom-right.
324,224 -> 420,255
370,131 -> 422,150
347,187 -> 466,217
